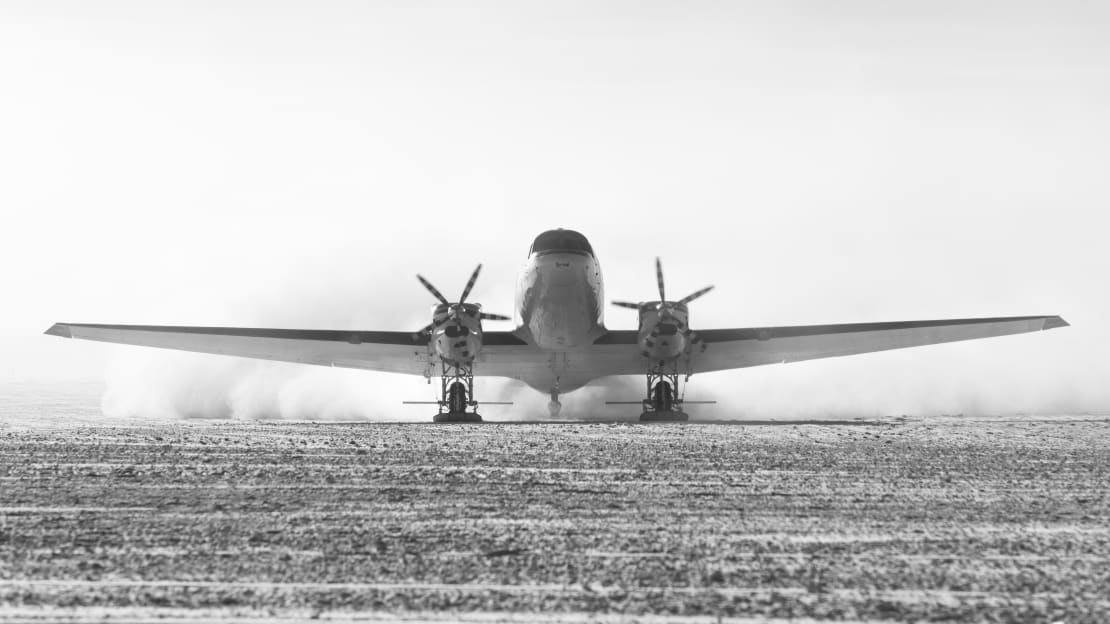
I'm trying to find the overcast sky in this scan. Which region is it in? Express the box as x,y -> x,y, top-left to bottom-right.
2,1 -> 1107,418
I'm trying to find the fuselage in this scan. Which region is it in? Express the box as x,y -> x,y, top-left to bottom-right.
511,229 -> 606,393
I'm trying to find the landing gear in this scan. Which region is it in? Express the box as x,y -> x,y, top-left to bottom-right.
548,387 -> 562,418
432,361 -> 483,422
640,361 -> 689,422
652,380 -> 675,411
448,381 -> 468,414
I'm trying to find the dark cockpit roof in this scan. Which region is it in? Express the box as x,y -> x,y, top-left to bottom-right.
528,229 -> 594,257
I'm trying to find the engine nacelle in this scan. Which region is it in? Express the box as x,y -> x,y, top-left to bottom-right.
637,302 -> 692,361
429,303 -> 485,366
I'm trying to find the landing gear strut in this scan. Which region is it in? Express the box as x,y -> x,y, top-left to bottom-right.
548,386 -> 562,418
640,361 -> 689,422
432,361 -> 482,422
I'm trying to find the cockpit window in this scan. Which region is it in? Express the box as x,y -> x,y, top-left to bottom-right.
528,229 -> 594,256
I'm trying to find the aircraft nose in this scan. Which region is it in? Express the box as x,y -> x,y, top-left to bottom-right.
543,254 -> 587,284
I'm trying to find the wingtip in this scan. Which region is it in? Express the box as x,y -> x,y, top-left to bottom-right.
44,323 -> 72,338
1043,315 -> 1070,330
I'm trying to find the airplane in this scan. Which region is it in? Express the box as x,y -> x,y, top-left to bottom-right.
45,228 -> 1068,422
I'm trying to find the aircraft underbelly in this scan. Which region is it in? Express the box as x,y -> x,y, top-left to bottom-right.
519,371 -> 591,394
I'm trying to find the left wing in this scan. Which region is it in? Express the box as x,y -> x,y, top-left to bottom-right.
583,314 -> 1068,376
45,323 -> 525,376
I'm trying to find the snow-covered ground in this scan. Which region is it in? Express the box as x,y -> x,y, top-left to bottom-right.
1,417 -> 1108,622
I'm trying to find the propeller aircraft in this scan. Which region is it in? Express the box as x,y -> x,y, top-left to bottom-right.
46,229 -> 1069,421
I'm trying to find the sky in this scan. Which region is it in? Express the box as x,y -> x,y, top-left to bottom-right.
1,1 -> 1108,418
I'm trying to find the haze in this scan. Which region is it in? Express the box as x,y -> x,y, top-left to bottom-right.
2,2 -> 1107,418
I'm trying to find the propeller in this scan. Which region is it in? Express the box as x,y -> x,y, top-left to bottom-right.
611,257 -> 714,350
416,264 -> 511,335
612,258 -> 714,316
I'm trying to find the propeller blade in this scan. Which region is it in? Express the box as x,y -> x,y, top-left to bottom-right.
479,312 -> 511,321
459,264 -> 482,304
678,285 -> 715,305
417,274 -> 449,305
611,301 -> 642,310
655,257 -> 666,303
416,321 -> 436,336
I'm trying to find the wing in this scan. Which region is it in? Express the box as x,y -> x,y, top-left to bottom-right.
586,315 -> 1069,376
44,322 -> 529,376
45,315 -> 1068,382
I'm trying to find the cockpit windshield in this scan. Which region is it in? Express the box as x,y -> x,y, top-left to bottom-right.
528,229 -> 594,257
